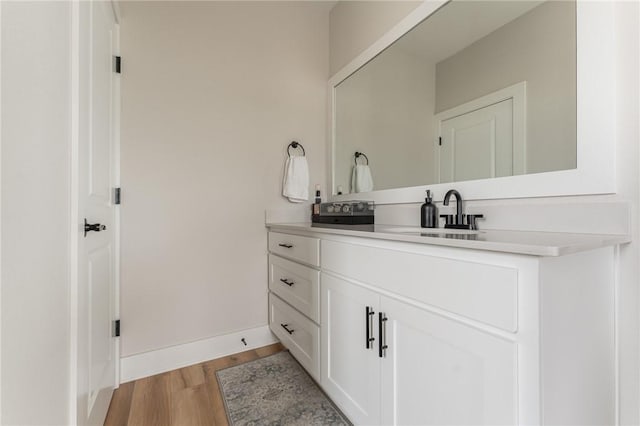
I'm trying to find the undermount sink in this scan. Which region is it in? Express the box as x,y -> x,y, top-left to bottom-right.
381,226 -> 483,237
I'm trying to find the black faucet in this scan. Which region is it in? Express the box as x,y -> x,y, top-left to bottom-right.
440,190 -> 484,230
443,189 -> 464,225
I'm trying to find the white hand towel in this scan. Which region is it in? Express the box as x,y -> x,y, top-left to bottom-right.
282,156 -> 309,203
351,164 -> 374,193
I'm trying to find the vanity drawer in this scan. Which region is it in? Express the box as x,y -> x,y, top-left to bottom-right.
269,293 -> 320,380
269,254 -> 320,323
321,240 -> 518,332
268,232 -> 320,267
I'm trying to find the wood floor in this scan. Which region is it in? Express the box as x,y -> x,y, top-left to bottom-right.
105,343 -> 285,426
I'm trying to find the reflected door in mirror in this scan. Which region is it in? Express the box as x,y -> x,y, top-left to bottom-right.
439,98 -> 514,183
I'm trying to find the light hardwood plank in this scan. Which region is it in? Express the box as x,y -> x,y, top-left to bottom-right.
104,381 -> 134,426
171,384 -> 216,426
127,372 -> 172,426
170,363 -> 205,393
202,355 -> 231,379
205,378 -> 228,426
105,343 -> 286,426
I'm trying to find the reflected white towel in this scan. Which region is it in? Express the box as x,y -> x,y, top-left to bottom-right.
282,156 -> 309,203
351,164 -> 373,193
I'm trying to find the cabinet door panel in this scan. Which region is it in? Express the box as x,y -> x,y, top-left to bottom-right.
381,296 -> 517,425
321,273 -> 380,425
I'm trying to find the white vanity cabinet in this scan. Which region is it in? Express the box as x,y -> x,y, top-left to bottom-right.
267,224 -> 619,425
322,271 -> 518,425
317,233 -> 615,425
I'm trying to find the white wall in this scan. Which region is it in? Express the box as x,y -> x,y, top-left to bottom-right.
0,2 -> 71,424
329,0 -> 640,423
435,1 -> 576,174
119,1 -> 330,357
329,0 -> 421,76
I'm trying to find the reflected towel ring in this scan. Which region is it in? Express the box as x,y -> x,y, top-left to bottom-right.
287,141 -> 306,157
354,152 -> 369,165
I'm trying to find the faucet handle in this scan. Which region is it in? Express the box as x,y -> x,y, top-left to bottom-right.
440,214 -> 454,226
466,214 -> 484,230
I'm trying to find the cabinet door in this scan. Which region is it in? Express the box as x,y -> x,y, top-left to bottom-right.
321,273 -> 381,425
380,296 -> 517,425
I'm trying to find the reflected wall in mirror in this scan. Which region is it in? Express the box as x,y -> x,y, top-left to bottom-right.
333,0 -> 576,194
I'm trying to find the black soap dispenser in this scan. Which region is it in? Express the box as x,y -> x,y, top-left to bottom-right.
421,190 -> 438,228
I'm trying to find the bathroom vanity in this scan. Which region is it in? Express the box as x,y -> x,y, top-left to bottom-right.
263,0 -> 632,424
266,224 -> 629,425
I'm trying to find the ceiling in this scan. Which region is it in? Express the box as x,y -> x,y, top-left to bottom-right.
393,0 -> 545,64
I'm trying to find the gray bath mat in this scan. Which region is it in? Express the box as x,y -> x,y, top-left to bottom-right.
216,351 -> 350,425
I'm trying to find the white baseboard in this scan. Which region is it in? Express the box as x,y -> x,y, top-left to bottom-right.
120,325 -> 279,383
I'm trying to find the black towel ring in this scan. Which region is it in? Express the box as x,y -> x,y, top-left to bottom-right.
354,152 -> 369,165
287,141 -> 306,157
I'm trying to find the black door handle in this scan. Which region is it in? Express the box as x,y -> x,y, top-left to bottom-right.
84,219 -> 106,237
278,243 -> 293,248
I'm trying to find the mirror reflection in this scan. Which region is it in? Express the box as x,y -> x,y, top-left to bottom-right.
334,0 -> 576,194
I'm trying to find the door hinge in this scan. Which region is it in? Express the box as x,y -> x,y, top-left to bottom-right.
113,187 -> 121,205
114,320 -> 121,337
114,56 -> 121,74
439,136 -> 442,146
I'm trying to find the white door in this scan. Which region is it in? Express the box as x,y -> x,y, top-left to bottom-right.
380,296 -> 517,425
321,273 -> 381,425
439,98 -> 513,183
76,1 -> 118,425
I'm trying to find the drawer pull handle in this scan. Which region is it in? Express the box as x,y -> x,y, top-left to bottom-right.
278,243 -> 294,248
365,306 -> 375,349
280,323 -> 295,335
378,313 -> 388,358
280,278 -> 294,286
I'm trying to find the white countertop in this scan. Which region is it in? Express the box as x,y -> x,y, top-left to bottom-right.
266,223 -> 631,257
